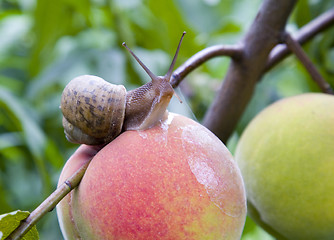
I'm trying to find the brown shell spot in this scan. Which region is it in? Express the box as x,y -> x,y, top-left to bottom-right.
97,105 -> 104,111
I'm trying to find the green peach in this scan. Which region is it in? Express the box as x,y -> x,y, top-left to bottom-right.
235,93 -> 334,240
57,113 -> 246,240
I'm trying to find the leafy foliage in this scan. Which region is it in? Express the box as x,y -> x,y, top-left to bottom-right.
0,210 -> 39,239
0,0 -> 333,239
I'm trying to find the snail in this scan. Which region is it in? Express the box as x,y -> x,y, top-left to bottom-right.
60,32 -> 186,145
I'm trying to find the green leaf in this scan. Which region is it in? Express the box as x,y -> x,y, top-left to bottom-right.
0,210 -> 39,240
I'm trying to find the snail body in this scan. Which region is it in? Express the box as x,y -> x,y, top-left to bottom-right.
60,32 -> 185,145
124,76 -> 174,131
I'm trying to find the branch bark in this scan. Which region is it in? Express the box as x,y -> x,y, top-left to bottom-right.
202,0 -> 297,143
283,32 -> 334,94
171,7 -> 334,87
266,7 -> 334,70
171,45 -> 243,88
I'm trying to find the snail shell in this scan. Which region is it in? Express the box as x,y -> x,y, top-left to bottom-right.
60,75 -> 126,145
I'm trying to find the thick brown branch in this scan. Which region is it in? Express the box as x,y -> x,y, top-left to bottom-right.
284,33 -> 334,94
171,44 -> 243,88
266,7 -> 334,71
202,0 -> 297,143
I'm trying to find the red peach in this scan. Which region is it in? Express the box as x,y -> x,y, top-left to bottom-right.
57,113 -> 246,240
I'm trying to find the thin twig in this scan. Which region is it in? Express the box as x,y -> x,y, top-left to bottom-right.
5,146 -> 99,240
171,44 -> 243,88
266,7 -> 334,71
283,32 -> 334,94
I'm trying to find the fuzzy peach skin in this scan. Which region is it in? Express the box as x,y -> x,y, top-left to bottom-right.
235,93 -> 334,240
57,113 -> 246,240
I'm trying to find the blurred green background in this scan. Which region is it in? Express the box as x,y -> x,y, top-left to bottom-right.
0,0 -> 333,239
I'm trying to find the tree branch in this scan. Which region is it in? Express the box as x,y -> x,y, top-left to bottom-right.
202,0 -> 297,143
171,44 -> 243,88
266,7 -> 334,71
171,7 -> 334,87
283,32 -> 334,94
